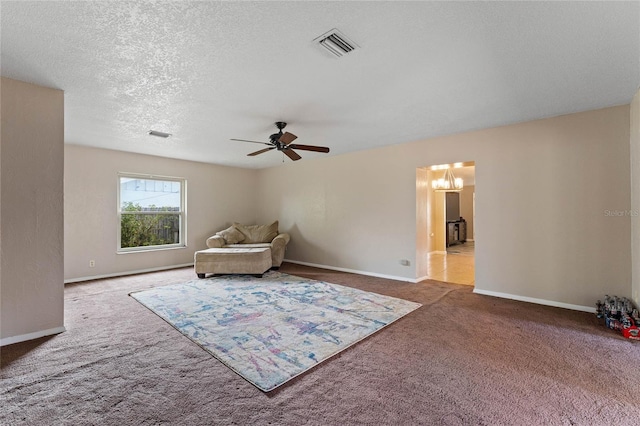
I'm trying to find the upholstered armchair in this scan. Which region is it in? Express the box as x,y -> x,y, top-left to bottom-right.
205,221 -> 290,268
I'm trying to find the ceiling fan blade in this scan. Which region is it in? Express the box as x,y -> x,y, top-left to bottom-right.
231,138 -> 272,146
278,132 -> 298,145
287,144 -> 330,153
247,147 -> 276,156
283,149 -> 302,161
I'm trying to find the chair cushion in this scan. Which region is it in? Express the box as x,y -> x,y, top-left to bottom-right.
216,226 -> 246,244
233,221 -> 279,243
225,243 -> 271,249
194,247 -> 271,275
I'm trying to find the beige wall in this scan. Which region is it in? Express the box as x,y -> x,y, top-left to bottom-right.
1,78 -> 65,344
415,168 -> 430,278
631,88 -> 640,306
64,145 -> 258,281
255,151 -> 420,280
256,106 -> 631,309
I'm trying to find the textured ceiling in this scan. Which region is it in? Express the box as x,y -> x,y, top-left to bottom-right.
2,1 -> 639,169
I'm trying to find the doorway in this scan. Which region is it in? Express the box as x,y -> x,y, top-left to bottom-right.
416,162 -> 475,285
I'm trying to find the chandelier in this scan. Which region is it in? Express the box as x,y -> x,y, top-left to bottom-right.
432,168 -> 463,192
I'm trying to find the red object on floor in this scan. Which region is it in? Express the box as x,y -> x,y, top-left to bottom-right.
622,325 -> 640,340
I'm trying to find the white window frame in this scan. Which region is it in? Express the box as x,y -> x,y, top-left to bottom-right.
117,172 -> 187,253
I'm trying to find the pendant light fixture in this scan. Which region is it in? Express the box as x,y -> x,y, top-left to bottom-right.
432,168 -> 463,192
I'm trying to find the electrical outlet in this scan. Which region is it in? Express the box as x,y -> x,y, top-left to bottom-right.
89,260 -> 95,268
399,259 -> 410,266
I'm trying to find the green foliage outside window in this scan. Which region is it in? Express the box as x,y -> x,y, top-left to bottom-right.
120,202 -> 180,248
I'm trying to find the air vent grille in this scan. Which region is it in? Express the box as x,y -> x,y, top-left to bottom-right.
314,29 -> 358,58
148,130 -> 171,138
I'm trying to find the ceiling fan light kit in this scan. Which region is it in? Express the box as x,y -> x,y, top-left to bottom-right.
231,122 -> 330,162
432,168 -> 463,192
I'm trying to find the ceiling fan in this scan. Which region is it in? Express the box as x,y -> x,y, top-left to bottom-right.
231,122 -> 330,161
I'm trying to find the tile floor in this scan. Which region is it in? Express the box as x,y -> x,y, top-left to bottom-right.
424,241 -> 475,285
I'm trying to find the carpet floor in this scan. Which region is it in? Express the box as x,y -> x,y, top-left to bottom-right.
1,263 -> 639,425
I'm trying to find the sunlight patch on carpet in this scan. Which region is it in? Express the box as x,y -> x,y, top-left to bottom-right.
130,271 -> 421,391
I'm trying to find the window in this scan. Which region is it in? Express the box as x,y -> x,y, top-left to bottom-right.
117,174 -> 186,252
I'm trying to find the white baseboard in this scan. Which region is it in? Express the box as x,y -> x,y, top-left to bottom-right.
285,263 -> 593,313
473,288 -> 596,313
64,263 -> 194,284
1,326 -> 66,347
64,261 -> 595,314
284,259 -> 416,283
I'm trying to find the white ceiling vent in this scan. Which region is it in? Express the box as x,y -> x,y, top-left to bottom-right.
313,29 -> 358,58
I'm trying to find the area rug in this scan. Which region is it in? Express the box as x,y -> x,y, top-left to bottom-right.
129,271 -> 421,391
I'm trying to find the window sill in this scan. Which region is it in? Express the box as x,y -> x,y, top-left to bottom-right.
117,245 -> 188,255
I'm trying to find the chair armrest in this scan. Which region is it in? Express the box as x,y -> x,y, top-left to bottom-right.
206,235 -> 225,248
269,233 -> 290,267
271,233 -> 290,248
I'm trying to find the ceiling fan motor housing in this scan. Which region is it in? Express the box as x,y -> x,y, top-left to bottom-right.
232,121 -> 329,161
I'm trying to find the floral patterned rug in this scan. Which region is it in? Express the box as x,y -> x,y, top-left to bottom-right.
130,271 -> 421,392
